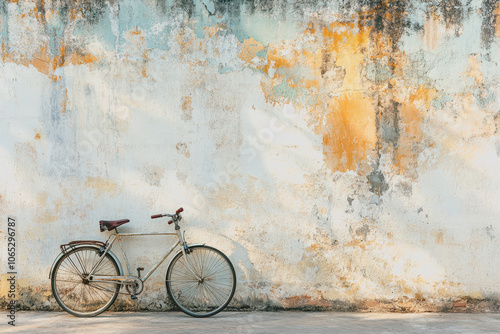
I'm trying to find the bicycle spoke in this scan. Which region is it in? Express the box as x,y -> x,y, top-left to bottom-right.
167,246 -> 235,317
53,247 -> 119,316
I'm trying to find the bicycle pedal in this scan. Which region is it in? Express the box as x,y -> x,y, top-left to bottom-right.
131,294 -> 137,300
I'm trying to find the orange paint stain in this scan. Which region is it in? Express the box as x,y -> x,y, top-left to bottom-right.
204,22 -> 225,38
322,22 -> 370,60
409,86 -> 436,110
35,133 -> 41,140
52,44 -> 67,70
394,104 -> 422,174
130,27 -> 143,35
393,86 -> 437,174
400,104 -> 422,141
263,44 -> 294,75
424,13 -> 445,51
260,22 -> 377,172
238,37 -> 265,64
496,4 -> 500,41
1,40 -> 8,61
141,50 -> 149,77
32,48 -> 52,75
65,51 -> 97,67
436,231 -> 444,245
261,20 -> 381,170
175,30 -> 203,60
2,41 -> 97,79
322,92 -> 377,172
335,53 -> 364,91
181,96 -> 193,112
60,88 -> 68,113
85,177 -> 118,197
306,243 -> 322,252
1,1 -> 98,76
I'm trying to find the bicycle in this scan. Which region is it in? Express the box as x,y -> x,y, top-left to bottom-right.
49,207 -> 236,318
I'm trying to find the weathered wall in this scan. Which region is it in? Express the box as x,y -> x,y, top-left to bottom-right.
1,0 -> 500,311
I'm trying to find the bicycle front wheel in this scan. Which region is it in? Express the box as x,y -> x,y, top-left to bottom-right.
51,246 -> 121,317
166,245 -> 236,317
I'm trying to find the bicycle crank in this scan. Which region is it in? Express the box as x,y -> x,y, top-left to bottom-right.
125,276 -> 144,296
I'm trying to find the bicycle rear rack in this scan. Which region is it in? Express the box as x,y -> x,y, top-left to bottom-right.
60,240 -> 107,254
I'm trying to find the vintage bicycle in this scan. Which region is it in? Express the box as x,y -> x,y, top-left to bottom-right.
49,207 -> 236,318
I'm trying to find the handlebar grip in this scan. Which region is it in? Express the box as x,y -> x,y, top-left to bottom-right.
176,207 -> 184,214
151,214 -> 163,219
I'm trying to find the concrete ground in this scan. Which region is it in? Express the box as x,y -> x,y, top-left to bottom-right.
2,311 -> 500,333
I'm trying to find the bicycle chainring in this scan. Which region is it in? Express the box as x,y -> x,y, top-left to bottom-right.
125,277 -> 144,295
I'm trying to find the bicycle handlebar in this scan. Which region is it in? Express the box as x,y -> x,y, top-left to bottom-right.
151,207 -> 183,220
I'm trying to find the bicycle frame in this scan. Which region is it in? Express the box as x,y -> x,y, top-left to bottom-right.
87,228 -> 186,286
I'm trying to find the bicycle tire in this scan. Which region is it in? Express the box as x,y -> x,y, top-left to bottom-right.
166,245 -> 236,317
51,246 -> 121,317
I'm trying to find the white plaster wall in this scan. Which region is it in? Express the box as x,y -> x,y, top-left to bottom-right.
1,0 -> 500,310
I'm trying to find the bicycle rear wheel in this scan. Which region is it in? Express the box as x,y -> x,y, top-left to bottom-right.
166,245 -> 236,317
51,246 -> 120,317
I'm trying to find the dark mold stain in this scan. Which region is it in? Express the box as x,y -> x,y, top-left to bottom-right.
366,0 -> 408,50
376,92 -> 401,151
494,111 -> 500,134
212,0 -> 245,18
355,224 -> 370,240
36,0 -> 109,28
157,0 -> 195,18
158,0 -> 329,20
396,181 -> 412,197
0,1 -> 9,51
335,2 -> 409,194
481,0 -> 499,49
370,194 -> 381,205
368,86 -> 399,195
351,1 -> 407,193
320,49 -> 331,77
473,83 -> 496,109
33,0 -> 111,56
341,0 -> 410,50
367,169 -> 389,195
80,0 -> 110,26
436,0 -> 465,33
291,0 -> 330,18
486,225 -> 495,240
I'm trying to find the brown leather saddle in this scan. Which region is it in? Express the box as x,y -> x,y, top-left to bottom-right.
99,219 -> 130,232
